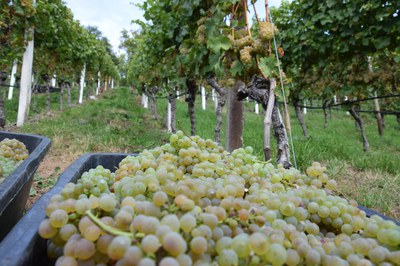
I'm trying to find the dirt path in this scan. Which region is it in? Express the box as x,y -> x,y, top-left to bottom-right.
25,153 -> 78,210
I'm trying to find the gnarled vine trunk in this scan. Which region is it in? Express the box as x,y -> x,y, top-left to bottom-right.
60,82 -> 64,112
206,75 -> 226,145
86,80 -> 90,99
225,80 -> 244,152
323,99 -> 329,129
0,71 -> 7,128
43,74 -> 51,116
148,86 -> 159,120
373,92 -> 384,137
67,83 -> 71,107
349,106 -> 369,151
272,100 -> 291,169
186,79 -> 197,136
294,99 -> 308,137
238,76 -> 291,168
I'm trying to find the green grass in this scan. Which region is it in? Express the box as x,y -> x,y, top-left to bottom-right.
14,87 -> 168,155
5,87 -> 399,219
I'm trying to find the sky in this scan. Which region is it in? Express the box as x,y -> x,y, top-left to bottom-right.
63,0 -> 283,55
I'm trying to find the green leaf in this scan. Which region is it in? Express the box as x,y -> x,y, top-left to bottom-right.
207,36 -> 231,52
258,57 -> 276,78
373,36 -> 390,50
230,60 -> 244,77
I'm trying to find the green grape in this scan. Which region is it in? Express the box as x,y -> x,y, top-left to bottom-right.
49,209 -> 69,228
141,234 -> 161,254
180,213 -> 197,233
265,243 -> 287,266
37,134 -> 400,265
84,225 -> 101,242
99,194 -> 117,212
55,255 -> 78,266
162,232 -> 187,256
285,249 -> 300,266
74,238 -> 96,260
39,219 -> 58,239
249,232 -> 269,255
107,235 -> 131,260
280,201 -> 296,217
190,236 -> 208,254
218,249 -> 238,266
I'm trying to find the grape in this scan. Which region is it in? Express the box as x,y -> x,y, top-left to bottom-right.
37,134 -> 400,265
138,257 -> 156,266
84,225 -> 101,241
190,236 -> 208,254
38,219 -> 58,239
97,234 -> 114,254
162,232 -> 187,256
180,213 -> 197,233
153,191 -> 168,206
141,235 -> 161,254
99,194 -> 117,212
159,257 -> 179,266
240,46 -> 253,65
74,238 -> 96,260
59,224 -> 78,241
249,232 -> 269,255
0,138 -> 29,181
107,235 -> 131,260
218,249 -> 238,266
285,249 -> 300,266
280,201 -> 296,216
55,255 -> 78,266
305,248 -> 321,265
266,243 -> 287,266
0,138 -> 29,161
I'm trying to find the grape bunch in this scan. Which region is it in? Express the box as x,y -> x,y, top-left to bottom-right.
196,25 -> 206,44
0,138 -> 28,182
240,46 -> 253,65
0,138 -> 29,161
258,22 -> 278,42
39,132 -> 400,266
0,156 -> 20,183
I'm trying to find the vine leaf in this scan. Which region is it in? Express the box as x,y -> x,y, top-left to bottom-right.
258,57 -> 277,78
207,36 -> 231,52
230,60 -> 244,76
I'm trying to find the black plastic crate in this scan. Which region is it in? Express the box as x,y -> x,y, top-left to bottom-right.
0,131 -> 51,241
0,153 -> 128,266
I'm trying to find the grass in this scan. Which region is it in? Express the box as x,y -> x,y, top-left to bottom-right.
4,87 -> 399,219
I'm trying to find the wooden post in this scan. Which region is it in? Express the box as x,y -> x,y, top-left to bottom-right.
8,60 -> 18,100
78,63 -> 86,104
17,21 -> 35,127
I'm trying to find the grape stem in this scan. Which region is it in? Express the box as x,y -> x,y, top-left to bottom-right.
177,120 -> 195,142
85,210 -> 134,239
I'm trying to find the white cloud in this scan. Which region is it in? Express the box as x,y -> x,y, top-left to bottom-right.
64,0 -> 144,54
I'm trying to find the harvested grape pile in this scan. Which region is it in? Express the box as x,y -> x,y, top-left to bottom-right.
39,132 -> 400,266
0,138 -> 29,183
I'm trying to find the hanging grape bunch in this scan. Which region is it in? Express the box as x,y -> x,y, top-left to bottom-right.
38,133 -> 400,265
258,21 -> 278,42
227,21 -> 280,68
